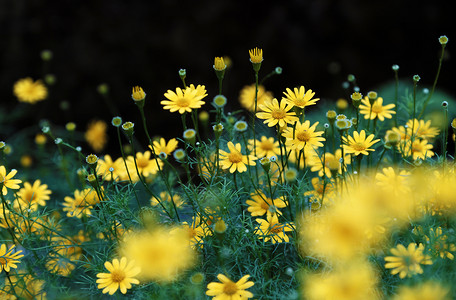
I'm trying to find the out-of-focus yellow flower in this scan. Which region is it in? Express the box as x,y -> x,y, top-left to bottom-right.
384,243 -> 432,279
13,77 -> 48,103
239,84 -> 273,112
393,281 -> 450,300
85,120 -> 108,152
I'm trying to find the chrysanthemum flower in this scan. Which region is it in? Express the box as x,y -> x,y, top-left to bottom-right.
425,227 -> 456,260
97,155 -> 126,181
151,191 -> 184,208
161,85 -> 207,114
2,273 -> 46,299
219,141 -> 257,173
0,166 -> 22,195
406,119 -> 440,140
45,254 -> 75,277
249,47 -> 263,63
303,260 -> 380,300
96,257 -> 141,295
85,120 -> 108,152
392,281 -> 450,300
246,192 -> 287,217
150,138 -> 178,156
15,180 -> 52,210
401,139 -> 435,160
384,243 -> 433,279
180,216 -> 213,249
63,189 -> 94,218
248,136 -> 280,158
239,84 -> 273,112
375,167 -> 411,194
254,214 -> 294,244
309,149 -> 350,178
0,244 -> 24,273
282,86 -> 320,108
119,227 -> 196,282
256,98 -> 298,127
13,77 -> 48,103
206,274 -> 255,299
131,86 -> 146,101
282,120 -> 325,151
359,96 -> 396,121
303,177 -> 335,208
126,151 -> 163,181
342,130 -> 380,156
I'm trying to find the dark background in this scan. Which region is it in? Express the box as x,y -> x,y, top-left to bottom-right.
1,0 -> 454,151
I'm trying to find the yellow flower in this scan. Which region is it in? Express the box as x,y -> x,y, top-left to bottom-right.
85,120 -> 108,152
97,155 -> 126,181
309,149 -> 350,178
384,243 -> 433,279
282,86 -> 320,108
131,86 -> 146,101
256,98 -> 298,127
425,227 -> 456,260
96,257 -> 141,295
359,96 -> 396,121
206,274 -> 255,299
15,180 -> 52,210
342,130 -> 380,156
161,85 -> 207,114
406,119 -> 440,140
2,273 -> 46,299
247,136 -> 280,158
13,77 -> 48,103
151,191 -> 184,208
45,254 -> 75,277
246,191 -> 287,217
0,166 -> 22,195
249,47 -> 263,63
401,139 -> 434,160
393,281 -> 450,300
63,189 -> 94,218
213,57 -> 226,71
239,84 -> 273,112
375,167 -> 411,194
254,214 -> 294,244
180,216 -> 213,249
150,137 -> 178,155
0,244 -> 24,273
219,142 -> 256,173
126,151 -> 163,181
282,120 -> 325,151
119,227 -> 196,282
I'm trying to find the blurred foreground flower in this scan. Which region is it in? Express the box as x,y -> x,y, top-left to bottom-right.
206,274 -> 254,299
13,77 -> 48,103
85,120 -> 108,152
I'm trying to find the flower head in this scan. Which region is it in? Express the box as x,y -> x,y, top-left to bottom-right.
0,166 -> 22,195
282,120 -> 325,151
439,35 -> 448,45
255,213 -> 294,244
384,243 -> 433,278
131,86 -> 146,101
239,84 -> 273,112
213,57 -> 226,71
246,191 -> 287,217
343,130 -> 380,156
248,136 -> 280,158
0,244 -> 24,273
151,138 -> 178,156
359,97 -> 396,121
393,281 -> 450,300
234,120 -> 248,132
96,257 -> 140,295
206,274 -> 255,299
282,86 -> 320,108
15,180 -> 51,210
161,85 -> 207,114
256,98 -> 298,128
249,47 -> 263,63
85,120 -> 108,152
219,142 -> 256,173
13,77 -> 48,103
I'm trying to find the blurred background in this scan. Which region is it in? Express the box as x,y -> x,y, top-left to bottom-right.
1,0 -> 454,153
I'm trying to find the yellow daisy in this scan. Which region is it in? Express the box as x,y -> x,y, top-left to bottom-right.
126,151 -> 163,181
425,227 -> 456,260
150,137 -> 178,155
256,98 -> 298,127
254,214 -> 294,244
393,281 -> 450,300
15,180 -> 51,210
406,118 -> 440,140
0,244 -> 24,273
359,96 -> 396,121
97,155 -> 125,181
63,189 -> 94,218
239,84 -> 273,112
282,120 -> 325,151
282,86 -> 320,108
384,243 -> 433,279
96,257 -> 141,295
401,139 -> 434,160
0,166 -> 22,195
342,130 -> 380,156
85,120 -> 108,152
161,85 -> 207,114
246,191 -> 287,217
151,191 -> 184,208
13,77 -> 48,103
180,216 -> 212,249
247,136 -> 280,158
219,142 -> 257,173
249,47 -> 263,63
309,149 -> 350,178
375,167 -> 411,194
206,274 -> 255,299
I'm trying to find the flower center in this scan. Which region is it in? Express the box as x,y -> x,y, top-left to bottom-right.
24,191 -> 35,203
296,130 -> 311,142
229,152 -> 243,164
137,157 -> 150,169
351,143 -> 366,151
0,257 -> 7,265
223,281 -> 238,295
371,103 -> 383,114
260,141 -> 273,151
111,269 -> 126,283
294,98 -> 306,106
176,97 -> 190,107
271,110 -> 286,120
